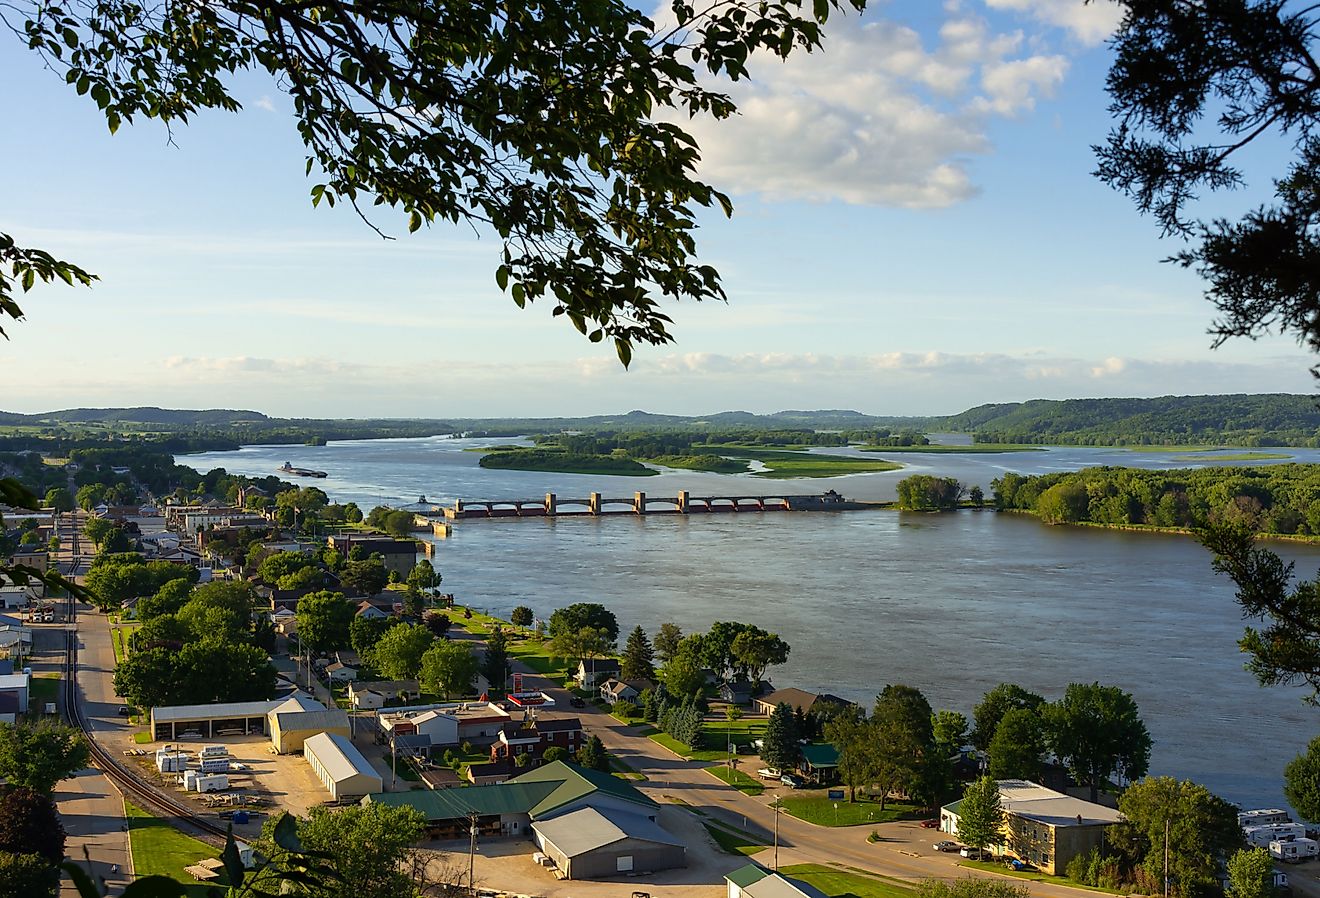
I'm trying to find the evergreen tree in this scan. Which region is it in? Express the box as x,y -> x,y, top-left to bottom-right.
762,702 -> 801,774
577,735 -> 609,772
481,627 -> 511,693
620,625 -> 655,681
956,776 -> 1004,856
654,622 -> 683,664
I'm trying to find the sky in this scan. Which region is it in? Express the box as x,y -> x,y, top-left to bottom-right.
2,0 -> 1315,419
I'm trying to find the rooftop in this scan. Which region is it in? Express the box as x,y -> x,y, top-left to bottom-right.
944,780 -> 1123,828
531,805 -> 682,857
304,731 -> 380,783
151,699 -> 284,722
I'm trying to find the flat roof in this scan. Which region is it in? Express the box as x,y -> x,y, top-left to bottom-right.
304,732 -> 382,785
0,673 -> 30,689
151,700 -> 282,722
947,780 -> 1123,828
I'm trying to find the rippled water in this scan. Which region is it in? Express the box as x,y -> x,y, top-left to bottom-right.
180,437 -> 1320,808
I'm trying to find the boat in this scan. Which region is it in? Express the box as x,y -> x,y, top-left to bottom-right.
279,461 -> 328,478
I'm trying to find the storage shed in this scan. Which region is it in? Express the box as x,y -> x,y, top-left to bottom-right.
532,805 -> 685,879
304,731 -> 383,801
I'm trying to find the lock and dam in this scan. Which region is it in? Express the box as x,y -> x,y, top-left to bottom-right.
431,490 -> 884,520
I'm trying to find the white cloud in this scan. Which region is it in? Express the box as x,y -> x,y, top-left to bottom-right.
666,6 -> 1084,207
255,95 -> 277,113
982,0 -> 1123,46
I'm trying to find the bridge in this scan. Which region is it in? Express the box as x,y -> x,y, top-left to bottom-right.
436,491 -> 873,520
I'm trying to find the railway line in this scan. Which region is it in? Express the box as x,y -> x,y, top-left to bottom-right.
61,571 -> 229,847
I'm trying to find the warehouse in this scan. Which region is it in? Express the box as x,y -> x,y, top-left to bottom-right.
531,805 -> 685,879
304,732 -> 383,801
268,694 -> 350,753
150,699 -> 278,741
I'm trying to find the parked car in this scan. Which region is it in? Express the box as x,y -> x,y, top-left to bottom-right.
116,706 -> 130,716
920,819 -> 940,829
960,847 -> 987,860
757,768 -> 782,780
935,841 -> 960,852
780,773 -> 807,789
569,696 -> 586,708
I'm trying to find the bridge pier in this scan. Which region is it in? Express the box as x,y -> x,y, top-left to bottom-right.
545,493 -> 556,515
589,492 -> 602,515
634,491 -> 646,515
677,490 -> 689,514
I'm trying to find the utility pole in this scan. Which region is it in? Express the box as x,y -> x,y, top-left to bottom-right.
1164,818 -> 1170,898
468,810 -> 479,897
773,802 -> 781,871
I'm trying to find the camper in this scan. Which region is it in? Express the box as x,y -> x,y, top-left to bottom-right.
199,745 -> 229,759
198,756 -> 230,773
194,773 -> 229,793
1272,838 -> 1320,864
1241,809 -> 1293,828
1247,824 -> 1307,848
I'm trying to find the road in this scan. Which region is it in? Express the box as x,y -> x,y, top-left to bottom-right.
512,657 -> 1098,898
51,511 -> 133,896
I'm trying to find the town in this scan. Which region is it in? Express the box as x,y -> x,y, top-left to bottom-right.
0,456 -> 1314,898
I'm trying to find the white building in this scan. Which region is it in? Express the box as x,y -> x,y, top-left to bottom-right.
0,671 -> 31,713
304,731 -> 383,801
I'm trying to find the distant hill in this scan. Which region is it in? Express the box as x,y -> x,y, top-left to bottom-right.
936,394 -> 1320,446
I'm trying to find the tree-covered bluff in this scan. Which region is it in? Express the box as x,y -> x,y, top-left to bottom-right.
994,465 -> 1320,537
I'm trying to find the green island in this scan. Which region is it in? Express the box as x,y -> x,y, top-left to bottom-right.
858,443 -> 1042,454
477,448 -> 659,476
1174,452 -> 1293,462
693,446 -> 902,479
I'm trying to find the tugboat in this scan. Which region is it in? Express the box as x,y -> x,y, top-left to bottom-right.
279,461 -> 328,478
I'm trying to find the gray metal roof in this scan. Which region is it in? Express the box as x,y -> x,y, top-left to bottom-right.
532,805 -> 683,858
150,700 -> 280,722
304,731 -> 381,785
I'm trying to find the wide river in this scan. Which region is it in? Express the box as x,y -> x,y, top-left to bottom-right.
179,437 -> 1320,810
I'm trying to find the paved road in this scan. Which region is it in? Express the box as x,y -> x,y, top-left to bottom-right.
52,514 -> 133,896
509,657 -> 1097,898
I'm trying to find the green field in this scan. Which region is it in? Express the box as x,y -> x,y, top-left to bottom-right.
704,821 -> 768,855
646,454 -> 752,474
707,764 -> 765,795
778,795 -> 924,827
780,864 -> 915,898
28,674 -> 59,716
694,446 -> 903,479
859,444 -> 1041,454
125,801 -> 225,896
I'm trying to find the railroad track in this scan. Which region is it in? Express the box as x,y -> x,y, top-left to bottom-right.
62,586 -> 229,846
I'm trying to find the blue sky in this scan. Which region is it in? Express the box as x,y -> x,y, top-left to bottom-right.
2,0 -> 1314,418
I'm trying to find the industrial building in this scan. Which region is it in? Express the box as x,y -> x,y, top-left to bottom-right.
531,805 -> 686,879
149,693 -> 349,751
303,732 -> 383,801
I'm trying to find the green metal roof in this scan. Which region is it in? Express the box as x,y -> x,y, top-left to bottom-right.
363,760 -> 655,822
800,743 -> 839,768
727,863 -> 771,888
943,798 -> 964,815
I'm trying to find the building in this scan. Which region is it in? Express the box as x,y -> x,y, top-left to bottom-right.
377,702 -> 511,749
798,743 -> 840,784
0,586 -> 38,610
753,687 -> 855,717
726,864 -> 830,898
719,678 -> 757,705
303,731 -> 383,801
364,760 -> 685,878
599,678 -> 652,706
325,535 -> 419,577
348,679 -> 418,711
355,601 -> 389,620
940,780 -> 1123,875
575,658 -> 621,687
0,671 -> 31,713
268,694 -> 351,753
492,716 -> 585,764
325,661 -> 358,682
149,694 -> 349,751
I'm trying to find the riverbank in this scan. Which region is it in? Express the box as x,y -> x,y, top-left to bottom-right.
476,445 -> 904,479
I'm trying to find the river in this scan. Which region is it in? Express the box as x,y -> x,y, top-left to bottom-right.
178,437 -> 1320,810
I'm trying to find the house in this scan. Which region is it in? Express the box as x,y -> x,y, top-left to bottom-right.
0,671 -> 32,713
355,601 -> 389,620
377,702 -> 511,748
347,679 -> 418,711
753,687 -> 855,717
365,760 -> 686,878
324,535 -> 419,577
576,658 -> 621,688
325,661 -> 358,683
798,743 -> 840,784
492,716 -> 585,764
467,758 -> 515,785
6,547 -> 46,570
599,678 -> 653,706
304,731 -> 383,801
727,864 -> 830,898
270,607 -> 297,634
940,779 -> 1123,875
719,678 -> 757,705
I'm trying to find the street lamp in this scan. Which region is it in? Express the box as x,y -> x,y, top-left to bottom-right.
772,800 -> 783,871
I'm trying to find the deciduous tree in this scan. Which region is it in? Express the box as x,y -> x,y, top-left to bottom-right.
662,635 -> 707,698
296,591 -> 355,654
264,803 -> 425,898
548,603 -> 618,642
1114,776 -> 1241,898
987,707 -> 1047,781
825,711 -> 874,802
1285,735 -> 1320,822
731,629 -> 790,687
655,622 -> 684,664
955,776 -> 1003,856
1044,682 -> 1151,803
420,640 -> 478,699
340,558 -> 388,595
0,723 -> 89,794
0,850 -> 56,898
971,684 -> 1045,752
372,624 -> 434,681
510,606 -> 533,628
1227,847 -> 1275,898
0,787 -> 64,867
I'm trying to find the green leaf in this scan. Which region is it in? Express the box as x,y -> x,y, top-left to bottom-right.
120,876 -> 188,898
408,210 -> 422,233
60,861 -> 101,898
495,265 -> 509,290
272,812 -> 302,852
615,338 -> 633,368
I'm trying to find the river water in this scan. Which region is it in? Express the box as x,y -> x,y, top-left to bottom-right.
179,437 -> 1320,809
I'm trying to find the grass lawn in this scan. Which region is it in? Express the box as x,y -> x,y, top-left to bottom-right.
779,795 -> 923,827
125,801 -> 225,896
647,731 -> 693,758
957,860 -> 1124,895
703,718 -> 767,751
133,731 -> 153,744
780,864 -> 915,898
707,765 -> 765,795
27,674 -> 59,716
693,446 -> 902,479
704,822 -> 768,856
111,623 -> 139,665
608,755 -> 646,781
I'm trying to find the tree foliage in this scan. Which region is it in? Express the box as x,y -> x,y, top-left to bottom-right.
956,776 -> 1003,854
1113,776 -> 1241,898
730,628 -> 790,686
1097,1 -> 1320,368
917,879 -> 1029,898
0,850 -> 56,898
481,626 -> 510,691
1285,734 -> 1320,822
260,803 -> 424,898
0,722 -> 89,794
0,787 -> 64,868
655,622 -> 683,663
10,0 -> 871,359
548,603 -> 618,642
296,590 -> 355,653
1044,682 -> 1151,803
577,734 -> 609,772
510,605 -> 533,627
371,623 -> 433,680
986,707 -> 1046,782
762,701 -> 800,774
1227,847 -> 1275,898
896,475 -> 965,511
620,625 -> 655,681
420,639 -> 477,699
